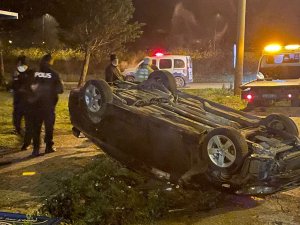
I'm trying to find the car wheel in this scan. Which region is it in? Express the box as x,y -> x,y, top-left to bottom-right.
175,77 -> 185,88
148,70 -> 177,94
261,113 -> 299,136
125,76 -> 135,83
202,127 -> 249,175
81,80 -> 113,124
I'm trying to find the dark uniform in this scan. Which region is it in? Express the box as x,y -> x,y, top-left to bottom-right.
105,54 -> 124,83
12,61 -> 30,134
30,54 -> 63,156
18,67 -> 35,150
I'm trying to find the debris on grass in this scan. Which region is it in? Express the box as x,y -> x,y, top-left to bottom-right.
42,157 -> 222,225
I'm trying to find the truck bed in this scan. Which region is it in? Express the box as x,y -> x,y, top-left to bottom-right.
242,79 -> 300,88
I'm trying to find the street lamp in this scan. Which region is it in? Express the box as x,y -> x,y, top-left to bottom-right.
42,14 -> 50,44
214,13 -> 222,52
234,0 -> 247,96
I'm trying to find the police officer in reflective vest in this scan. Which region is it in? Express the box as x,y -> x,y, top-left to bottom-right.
30,54 -> 64,156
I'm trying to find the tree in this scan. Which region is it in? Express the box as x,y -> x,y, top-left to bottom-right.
51,0 -> 143,86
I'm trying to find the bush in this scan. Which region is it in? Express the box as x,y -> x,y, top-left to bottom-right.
7,48 -> 84,61
42,157 -> 221,225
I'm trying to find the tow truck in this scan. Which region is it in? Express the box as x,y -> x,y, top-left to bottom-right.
241,44 -> 300,107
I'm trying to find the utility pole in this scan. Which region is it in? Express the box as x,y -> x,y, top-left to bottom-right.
234,0 -> 247,95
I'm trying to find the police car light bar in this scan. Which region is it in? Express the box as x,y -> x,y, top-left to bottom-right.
264,44 -> 282,53
155,52 -> 164,57
264,44 -> 300,53
285,45 -> 300,50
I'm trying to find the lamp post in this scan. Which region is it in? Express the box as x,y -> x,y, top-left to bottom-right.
234,0 -> 247,95
213,13 -> 221,52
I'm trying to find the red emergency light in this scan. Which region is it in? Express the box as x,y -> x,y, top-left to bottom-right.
155,52 -> 164,57
246,94 -> 253,101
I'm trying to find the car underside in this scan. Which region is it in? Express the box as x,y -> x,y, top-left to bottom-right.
69,70 -> 300,196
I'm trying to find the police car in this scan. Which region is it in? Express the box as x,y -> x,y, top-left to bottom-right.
123,53 -> 193,87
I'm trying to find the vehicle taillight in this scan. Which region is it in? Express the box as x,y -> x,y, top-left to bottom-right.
246,94 -> 253,101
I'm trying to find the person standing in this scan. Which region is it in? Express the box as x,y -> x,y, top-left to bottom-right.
30,54 -> 64,156
12,55 -> 29,135
105,54 -> 124,83
135,57 -> 154,82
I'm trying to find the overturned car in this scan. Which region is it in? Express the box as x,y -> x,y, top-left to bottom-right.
69,71 -> 300,195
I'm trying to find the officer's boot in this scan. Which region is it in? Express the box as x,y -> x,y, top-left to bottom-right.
31,149 -> 40,157
45,143 -> 56,154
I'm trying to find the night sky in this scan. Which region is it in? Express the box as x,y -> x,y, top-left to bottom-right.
132,0 -> 300,50
1,0 -> 300,50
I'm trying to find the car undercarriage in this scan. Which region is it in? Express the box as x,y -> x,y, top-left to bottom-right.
69,70 -> 300,195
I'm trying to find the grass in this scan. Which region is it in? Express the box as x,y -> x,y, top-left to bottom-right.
0,91 -> 71,152
1,88 -> 245,224
183,88 -> 247,110
0,88 -> 246,151
42,157 -> 222,225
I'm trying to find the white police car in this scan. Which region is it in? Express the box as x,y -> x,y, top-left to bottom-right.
123,53 -> 193,87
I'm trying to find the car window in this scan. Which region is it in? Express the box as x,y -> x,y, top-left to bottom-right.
152,59 -> 157,65
159,59 -> 172,69
266,54 -> 300,64
174,59 -> 185,68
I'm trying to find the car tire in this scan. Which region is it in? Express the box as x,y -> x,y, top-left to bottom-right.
81,80 -> 113,124
261,113 -> 299,136
125,76 -> 135,83
175,76 -> 185,88
148,70 -> 177,94
202,127 -> 249,175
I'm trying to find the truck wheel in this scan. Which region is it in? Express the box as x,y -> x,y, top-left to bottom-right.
148,70 -> 177,94
291,99 -> 300,107
125,76 -> 135,83
175,77 -> 185,88
261,113 -> 299,136
202,127 -> 249,175
81,80 -> 113,124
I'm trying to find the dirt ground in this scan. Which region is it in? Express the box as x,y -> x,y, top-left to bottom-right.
0,134 -> 101,214
0,106 -> 300,224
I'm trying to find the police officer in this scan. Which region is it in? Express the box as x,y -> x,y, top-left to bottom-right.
135,57 -> 154,81
105,54 -> 124,83
30,54 -> 63,156
12,55 -> 30,135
